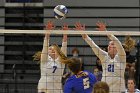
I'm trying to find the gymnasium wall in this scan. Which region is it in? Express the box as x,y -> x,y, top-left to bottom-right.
0,0 -> 5,73
43,0 -> 140,71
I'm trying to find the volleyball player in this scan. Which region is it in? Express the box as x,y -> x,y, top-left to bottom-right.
36,21 -> 68,93
52,45 -> 97,93
59,57 -> 97,93
76,22 -> 126,93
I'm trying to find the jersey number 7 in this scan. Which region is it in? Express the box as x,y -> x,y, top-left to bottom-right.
52,66 -> 57,73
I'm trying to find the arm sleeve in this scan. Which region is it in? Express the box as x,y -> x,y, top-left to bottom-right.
108,34 -> 126,62
84,36 -> 107,62
89,73 -> 97,85
64,81 -> 72,93
40,35 -> 49,63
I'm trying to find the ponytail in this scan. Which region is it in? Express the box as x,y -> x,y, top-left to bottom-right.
52,44 -> 68,62
32,51 -> 41,63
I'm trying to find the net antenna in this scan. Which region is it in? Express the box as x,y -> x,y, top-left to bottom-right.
0,29 -> 140,36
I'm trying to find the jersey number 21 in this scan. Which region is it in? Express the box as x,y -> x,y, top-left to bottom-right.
108,64 -> 114,72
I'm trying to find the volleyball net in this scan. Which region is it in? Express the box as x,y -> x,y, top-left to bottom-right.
0,29 -> 140,36
0,29 -> 140,93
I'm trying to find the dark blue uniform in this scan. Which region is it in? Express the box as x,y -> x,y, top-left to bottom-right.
64,71 -> 97,93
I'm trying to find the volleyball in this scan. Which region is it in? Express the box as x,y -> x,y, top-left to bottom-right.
54,5 -> 68,19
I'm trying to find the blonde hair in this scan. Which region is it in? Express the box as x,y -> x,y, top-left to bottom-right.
93,81 -> 109,93
123,36 -> 135,52
32,44 -> 67,64
52,44 -> 82,74
32,51 -> 41,63
52,44 -> 67,61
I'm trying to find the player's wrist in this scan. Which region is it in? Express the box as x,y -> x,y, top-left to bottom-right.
44,35 -> 50,40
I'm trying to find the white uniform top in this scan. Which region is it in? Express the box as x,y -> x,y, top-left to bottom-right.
38,36 -> 67,93
38,56 -> 65,93
125,89 -> 140,93
84,35 -> 126,93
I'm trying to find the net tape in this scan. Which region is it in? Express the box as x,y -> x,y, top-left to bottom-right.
0,29 -> 140,36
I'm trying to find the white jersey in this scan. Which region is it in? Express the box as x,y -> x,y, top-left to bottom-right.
125,89 -> 140,93
38,36 -> 67,93
38,56 -> 65,93
102,53 -> 126,93
84,35 -> 126,93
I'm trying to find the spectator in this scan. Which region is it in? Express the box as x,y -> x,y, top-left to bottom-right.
72,47 -> 80,58
123,36 -> 136,70
93,81 -> 109,93
96,57 -> 102,72
93,67 -> 102,81
72,47 -> 84,70
123,36 -> 136,87
125,78 -> 140,93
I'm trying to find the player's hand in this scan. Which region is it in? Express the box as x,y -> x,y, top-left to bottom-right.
62,23 -> 69,30
96,21 -> 107,31
45,21 -> 55,30
74,22 -> 85,31
74,22 -> 87,39
44,21 -> 55,38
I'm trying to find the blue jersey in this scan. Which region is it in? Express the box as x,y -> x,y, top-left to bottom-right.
64,71 -> 97,93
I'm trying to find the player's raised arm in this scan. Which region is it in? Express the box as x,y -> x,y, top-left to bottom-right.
41,21 -> 55,63
61,23 -> 68,56
75,22 -> 106,62
97,21 -> 126,61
